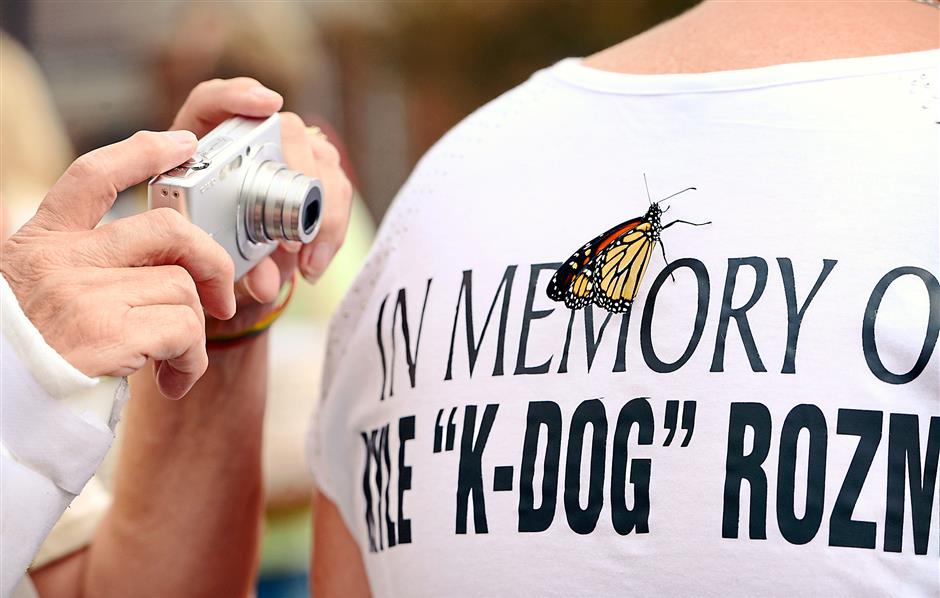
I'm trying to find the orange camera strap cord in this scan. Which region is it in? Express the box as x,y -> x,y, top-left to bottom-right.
206,273 -> 297,350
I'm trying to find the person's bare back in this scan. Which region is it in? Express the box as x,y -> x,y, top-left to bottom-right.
586,0 -> 938,75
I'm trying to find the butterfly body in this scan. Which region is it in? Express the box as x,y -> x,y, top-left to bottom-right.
547,185 -> 706,314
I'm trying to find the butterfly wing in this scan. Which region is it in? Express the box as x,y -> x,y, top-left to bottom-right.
546,249 -> 595,310
547,217 -> 645,310
592,221 -> 655,313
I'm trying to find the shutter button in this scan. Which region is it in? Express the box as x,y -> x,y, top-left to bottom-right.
185,153 -> 210,170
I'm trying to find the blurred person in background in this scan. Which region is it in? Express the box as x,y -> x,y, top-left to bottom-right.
0,34 -> 74,235
308,1 -> 938,596
1,30 -> 355,597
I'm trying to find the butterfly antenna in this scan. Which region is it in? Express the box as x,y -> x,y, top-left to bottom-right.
643,173 -> 653,206
659,239 -> 676,282
656,186 -> 697,204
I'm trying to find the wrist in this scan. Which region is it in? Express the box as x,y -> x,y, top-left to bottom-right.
206,329 -> 268,366
0,275 -> 98,398
131,331 -> 267,426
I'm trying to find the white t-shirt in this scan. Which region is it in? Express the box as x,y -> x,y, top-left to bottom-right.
310,50 -> 939,597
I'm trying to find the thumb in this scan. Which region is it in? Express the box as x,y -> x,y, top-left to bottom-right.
35,130 -> 197,231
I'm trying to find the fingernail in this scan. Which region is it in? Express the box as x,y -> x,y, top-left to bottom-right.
250,85 -> 282,101
281,241 -> 302,254
302,243 -> 335,283
242,277 -> 264,304
225,293 -> 237,319
166,130 -> 197,145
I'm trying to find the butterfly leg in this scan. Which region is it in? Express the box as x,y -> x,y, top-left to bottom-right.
659,240 -> 676,282
663,219 -> 711,229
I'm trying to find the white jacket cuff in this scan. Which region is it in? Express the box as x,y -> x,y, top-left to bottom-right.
0,276 -> 127,495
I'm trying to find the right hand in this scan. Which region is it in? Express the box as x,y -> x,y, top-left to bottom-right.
1,130 -> 236,399
167,78 -> 354,338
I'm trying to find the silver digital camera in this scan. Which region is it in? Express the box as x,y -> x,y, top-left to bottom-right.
149,114 -> 322,279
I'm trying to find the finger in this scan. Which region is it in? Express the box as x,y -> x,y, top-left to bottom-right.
271,244 -> 299,283
85,208 -> 236,319
107,265 -> 206,329
309,136 -> 342,167
279,112 -> 318,175
280,112 -> 335,281
277,116 -> 352,284
235,243 -> 300,305
236,256 -> 281,305
299,162 -> 353,284
36,130 -> 197,232
125,304 -> 207,399
280,241 -> 302,254
171,78 -> 284,137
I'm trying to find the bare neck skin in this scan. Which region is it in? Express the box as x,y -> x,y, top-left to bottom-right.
585,0 -> 939,74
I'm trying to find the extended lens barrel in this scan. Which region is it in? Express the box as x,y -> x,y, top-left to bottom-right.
245,161 -> 322,244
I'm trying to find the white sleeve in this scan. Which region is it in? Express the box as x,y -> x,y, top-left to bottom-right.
0,277 -> 127,595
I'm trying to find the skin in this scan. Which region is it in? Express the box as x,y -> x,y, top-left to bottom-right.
310,2 -> 939,597
585,0 -> 939,74
27,78 -> 353,596
1,131 -> 235,399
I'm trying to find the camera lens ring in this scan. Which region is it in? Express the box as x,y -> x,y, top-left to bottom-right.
246,161 -> 280,243
264,169 -> 295,241
244,160 -> 322,244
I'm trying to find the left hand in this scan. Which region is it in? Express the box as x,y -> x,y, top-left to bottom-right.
170,78 -> 354,338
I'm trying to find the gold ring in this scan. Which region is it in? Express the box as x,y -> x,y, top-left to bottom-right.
306,125 -> 328,142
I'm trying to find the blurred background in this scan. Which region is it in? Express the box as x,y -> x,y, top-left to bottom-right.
1,1 -> 696,596
1,0 -> 696,221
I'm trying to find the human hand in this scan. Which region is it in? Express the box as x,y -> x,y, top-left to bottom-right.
1,131 -> 236,399
170,79 -> 353,338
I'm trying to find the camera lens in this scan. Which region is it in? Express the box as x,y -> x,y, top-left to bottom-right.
301,188 -> 321,234
244,161 -> 322,244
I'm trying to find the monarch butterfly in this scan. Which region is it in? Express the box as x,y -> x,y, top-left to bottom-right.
546,177 -> 709,313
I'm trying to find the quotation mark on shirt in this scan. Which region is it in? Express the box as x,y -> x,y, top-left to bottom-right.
433,407 -> 459,453
663,400 -> 697,447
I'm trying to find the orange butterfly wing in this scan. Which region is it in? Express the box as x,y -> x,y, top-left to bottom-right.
547,217 -> 646,310
592,221 -> 656,313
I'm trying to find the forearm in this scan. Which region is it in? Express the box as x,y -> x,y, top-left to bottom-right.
84,337 -> 268,597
